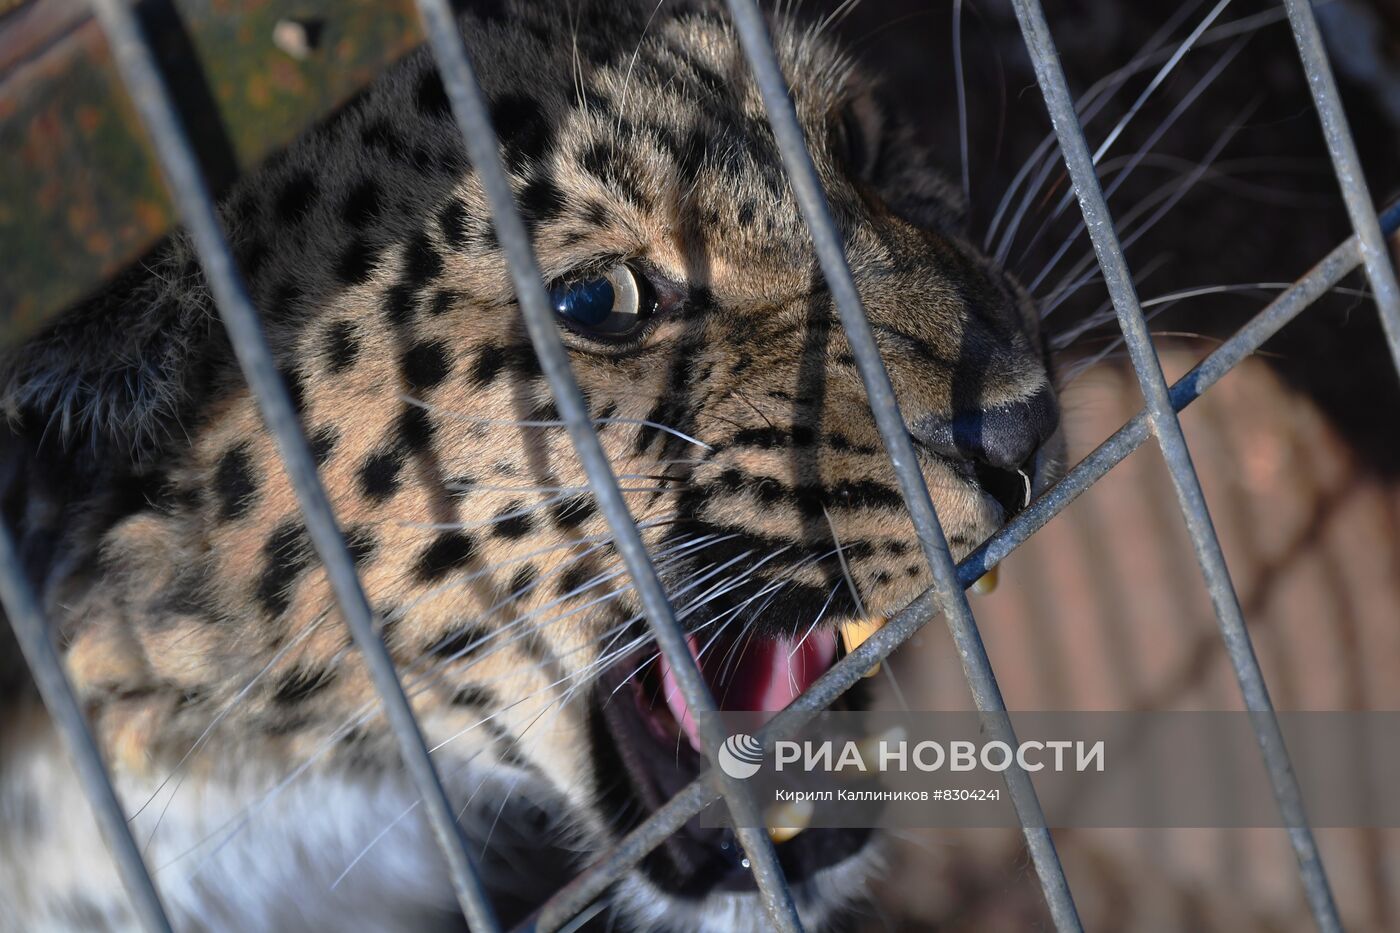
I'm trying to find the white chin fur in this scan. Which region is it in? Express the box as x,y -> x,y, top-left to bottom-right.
2,724 -> 878,932
608,841 -> 885,933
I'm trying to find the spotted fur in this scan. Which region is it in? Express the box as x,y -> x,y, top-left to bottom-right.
0,2 -> 1058,929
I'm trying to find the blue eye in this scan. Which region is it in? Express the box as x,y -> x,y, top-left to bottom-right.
549,263 -> 650,337
551,276 -> 615,326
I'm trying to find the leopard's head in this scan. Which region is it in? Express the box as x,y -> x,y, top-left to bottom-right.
4,1 -> 1059,929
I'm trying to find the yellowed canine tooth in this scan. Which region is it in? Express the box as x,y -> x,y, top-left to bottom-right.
839,616 -> 886,678
970,565 -> 999,595
766,798 -> 814,843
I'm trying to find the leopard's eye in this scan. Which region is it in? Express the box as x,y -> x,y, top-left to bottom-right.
549,263 -> 653,339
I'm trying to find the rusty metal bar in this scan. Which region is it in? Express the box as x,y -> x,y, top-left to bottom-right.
83,0 -> 502,928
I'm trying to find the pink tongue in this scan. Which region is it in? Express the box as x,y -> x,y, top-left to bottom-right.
659,631 -> 838,753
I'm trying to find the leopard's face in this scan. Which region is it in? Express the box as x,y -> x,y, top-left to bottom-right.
6,1 -> 1059,929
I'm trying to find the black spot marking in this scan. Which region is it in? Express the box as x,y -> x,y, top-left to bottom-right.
345,524 -> 377,566
214,443 -> 258,521
273,666 -> 335,705
383,283 -> 417,327
341,178 -> 382,228
396,405 -> 436,452
580,141 -> 648,208
826,433 -> 879,455
324,321 -> 361,374
335,237 -> 379,285
429,289 -> 461,316
551,494 -> 596,529
451,683 -> 499,709
508,563 -> 538,596
361,119 -> 408,160
279,365 -> 308,416
265,279 -> 303,323
416,67 -> 451,119
490,93 -> 555,172
633,343 -> 700,457
505,341 -> 542,378
470,344 -> 507,387
256,520 -> 315,616
428,621 -> 492,659
737,201 -> 756,227
358,449 -> 405,502
517,178 -> 565,232
730,426 -> 816,449
492,502 -> 533,539
579,200 -> 612,229
556,560 -> 599,599
415,532 -> 477,581
309,426 -> 339,466
400,339 -> 452,391
275,172 -> 319,223
401,231 -> 444,287
438,200 -> 469,250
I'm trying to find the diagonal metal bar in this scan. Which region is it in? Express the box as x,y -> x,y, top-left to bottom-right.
524,200 -> 1399,932
1281,0 -> 1400,378
721,1 -> 1082,930
0,520 -> 174,933
409,3 -> 804,930
84,2 -> 502,929
1008,2 -> 1343,930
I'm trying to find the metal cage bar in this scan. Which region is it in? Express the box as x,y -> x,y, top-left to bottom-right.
1282,0 -> 1400,376
6,1 -> 1399,931
409,1 -> 806,929
0,520 -> 173,933
1008,0 -> 1344,929
720,1 -> 1083,929
83,1 -> 503,929
523,201 -> 1400,932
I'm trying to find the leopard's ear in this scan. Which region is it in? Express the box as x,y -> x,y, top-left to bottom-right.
0,239 -> 224,470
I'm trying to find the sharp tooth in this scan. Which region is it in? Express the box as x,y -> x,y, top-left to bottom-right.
839,616 -> 886,678
970,565 -> 999,595
766,798 -> 814,843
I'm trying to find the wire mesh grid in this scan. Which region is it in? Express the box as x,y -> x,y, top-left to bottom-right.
1,1 -> 1398,931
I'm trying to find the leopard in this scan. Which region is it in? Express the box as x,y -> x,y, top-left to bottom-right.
0,1 -> 1061,929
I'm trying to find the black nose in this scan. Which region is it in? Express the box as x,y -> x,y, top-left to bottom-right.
910,386 -> 1059,472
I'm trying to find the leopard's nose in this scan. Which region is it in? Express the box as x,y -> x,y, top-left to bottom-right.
909,385 -> 1059,473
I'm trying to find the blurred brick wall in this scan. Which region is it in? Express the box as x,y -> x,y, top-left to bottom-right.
865,348 -> 1400,931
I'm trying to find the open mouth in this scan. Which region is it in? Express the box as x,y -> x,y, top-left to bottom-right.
590,622 -> 875,899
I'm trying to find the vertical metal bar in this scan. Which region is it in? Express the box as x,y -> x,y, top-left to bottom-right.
409,3 -> 804,930
1008,3 -> 1343,931
0,521 -> 174,933
721,2 -> 1083,930
1281,0 -> 1400,378
83,3 -> 502,929
523,199 -> 1399,931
